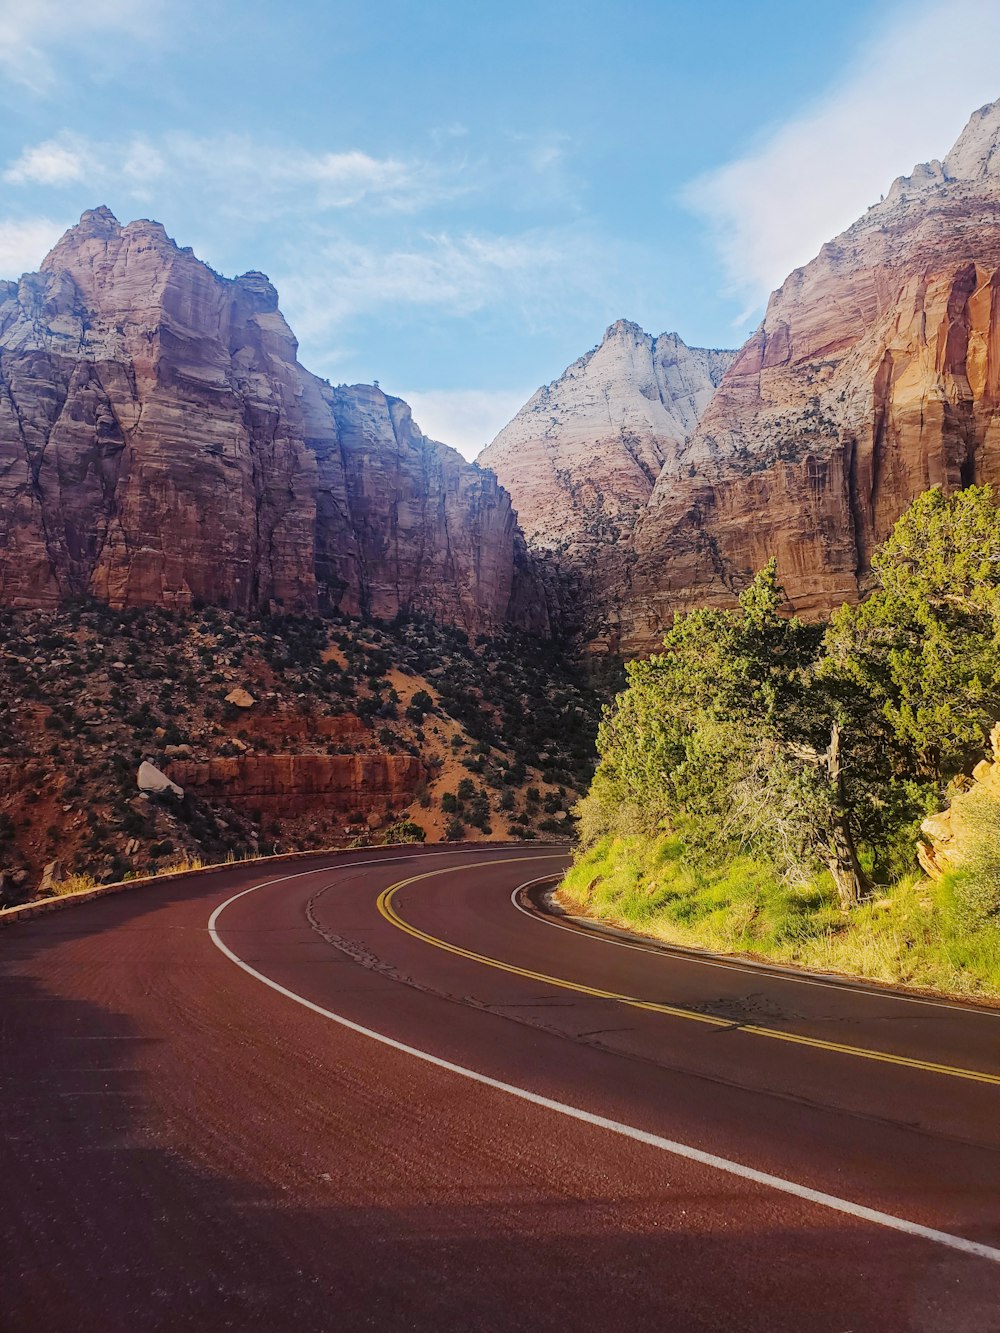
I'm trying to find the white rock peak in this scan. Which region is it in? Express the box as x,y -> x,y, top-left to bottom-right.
478,319 -> 733,547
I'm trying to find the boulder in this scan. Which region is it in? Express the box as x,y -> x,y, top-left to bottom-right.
137,760 -> 184,799
225,688 -> 255,709
919,727 -> 1000,878
38,859 -> 65,895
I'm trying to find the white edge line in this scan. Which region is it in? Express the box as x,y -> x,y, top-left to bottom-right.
510,877 -> 1000,1019
207,857 -> 1000,1267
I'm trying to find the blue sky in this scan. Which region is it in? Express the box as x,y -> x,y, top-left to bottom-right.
1,0 -> 999,455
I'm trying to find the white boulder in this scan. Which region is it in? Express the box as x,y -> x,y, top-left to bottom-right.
137,760 -> 184,799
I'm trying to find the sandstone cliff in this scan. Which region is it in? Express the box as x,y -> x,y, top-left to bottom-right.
622,98 -> 1000,652
478,320 -> 732,645
0,207 -> 545,636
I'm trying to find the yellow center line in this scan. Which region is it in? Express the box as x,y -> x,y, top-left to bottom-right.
376,862 -> 1000,1088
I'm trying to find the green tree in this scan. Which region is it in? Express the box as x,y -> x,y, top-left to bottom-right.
582,561 -> 880,907
824,484 -> 1000,778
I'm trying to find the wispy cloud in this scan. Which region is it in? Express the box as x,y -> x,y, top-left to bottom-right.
276,227 -> 609,344
0,218 -> 66,278
401,388 -> 533,460
0,0 -> 163,94
684,0 -> 1000,314
4,130 -> 465,215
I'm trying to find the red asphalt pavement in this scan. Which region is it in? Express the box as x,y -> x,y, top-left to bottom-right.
3,842 -> 1000,1331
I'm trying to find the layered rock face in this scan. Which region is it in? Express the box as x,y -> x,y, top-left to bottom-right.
167,752 -> 426,818
478,320 -> 732,645
0,207 -> 544,636
621,98 -> 1000,653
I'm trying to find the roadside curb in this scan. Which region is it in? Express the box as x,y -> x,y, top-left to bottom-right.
516,877 -> 1000,1016
0,839 -> 539,930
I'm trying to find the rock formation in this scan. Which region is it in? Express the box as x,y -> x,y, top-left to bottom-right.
0,208 -> 545,636
479,321 -> 732,645
621,97 -> 1000,652
166,752 -> 425,817
918,723 -> 1000,880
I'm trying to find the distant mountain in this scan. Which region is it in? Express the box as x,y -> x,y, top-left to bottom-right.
478,319 -> 732,648
0,207 -> 546,636
479,319 -> 733,551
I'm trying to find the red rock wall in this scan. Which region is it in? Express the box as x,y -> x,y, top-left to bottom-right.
0,208 -> 547,638
167,752 -> 426,816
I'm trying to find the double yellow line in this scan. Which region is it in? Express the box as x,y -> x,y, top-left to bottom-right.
377,862 -> 1000,1088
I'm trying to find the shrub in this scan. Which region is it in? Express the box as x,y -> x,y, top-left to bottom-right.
441,792 -> 458,813
407,689 -> 434,723
383,819 -> 426,844
444,815 -> 466,840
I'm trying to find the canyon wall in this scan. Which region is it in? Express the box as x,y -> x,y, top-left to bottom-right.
0,207 -> 545,637
621,98 -> 1000,651
480,98 -> 1000,657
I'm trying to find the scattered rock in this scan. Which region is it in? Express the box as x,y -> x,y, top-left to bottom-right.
225,687 -> 256,709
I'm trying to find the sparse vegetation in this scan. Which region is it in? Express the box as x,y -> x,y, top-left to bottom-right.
0,602 -> 600,907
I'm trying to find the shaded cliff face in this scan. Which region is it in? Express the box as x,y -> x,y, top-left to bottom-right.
622,98 -> 1000,653
478,319 -> 732,645
0,207 -> 545,637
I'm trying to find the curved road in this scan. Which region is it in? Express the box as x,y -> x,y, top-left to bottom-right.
3,843 -> 1000,1331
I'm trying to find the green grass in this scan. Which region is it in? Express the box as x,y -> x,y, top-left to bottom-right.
561,835 -> 1000,1000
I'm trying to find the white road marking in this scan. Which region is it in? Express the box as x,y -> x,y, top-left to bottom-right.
511,876 -> 1000,1018
208,855 -> 1000,1267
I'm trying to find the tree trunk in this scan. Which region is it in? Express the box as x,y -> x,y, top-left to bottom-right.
826,815 -> 872,910
824,721 -> 872,911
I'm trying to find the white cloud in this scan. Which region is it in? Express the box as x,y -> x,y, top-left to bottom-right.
0,0 -> 162,93
0,218 -> 66,278
5,137 -> 88,186
402,388 -> 533,459
684,0 -> 1000,311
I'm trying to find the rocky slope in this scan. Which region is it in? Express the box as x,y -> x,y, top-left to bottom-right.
478,321 -> 732,646
0,605 -> 599,904
621,98 -> 1000,652
0,208 -> 544,636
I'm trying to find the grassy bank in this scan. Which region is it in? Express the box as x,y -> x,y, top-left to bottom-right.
560,834 -> 1000,1000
